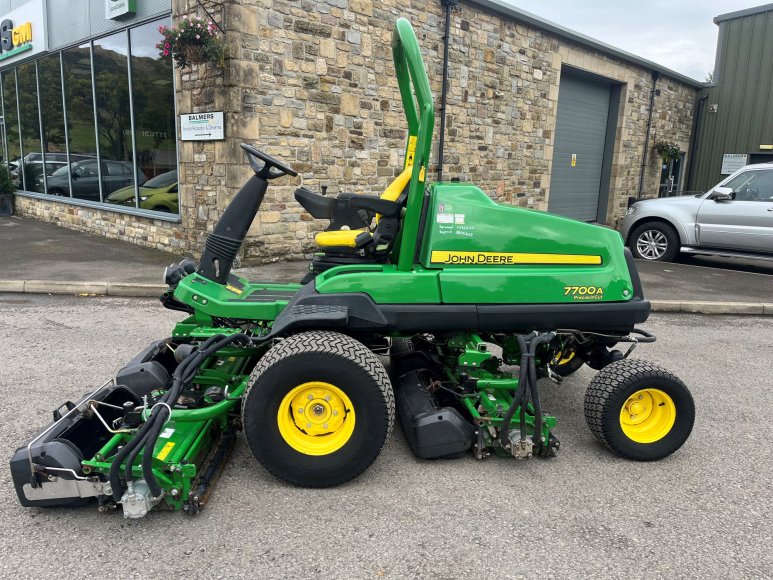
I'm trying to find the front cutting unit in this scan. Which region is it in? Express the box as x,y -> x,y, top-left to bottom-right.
11,18 -> 694,518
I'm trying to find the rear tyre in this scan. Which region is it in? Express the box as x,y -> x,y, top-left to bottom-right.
551,346 -> 585,377
629,222 -> 679,262
584,359 -> 694,461
242,331 -> 394,487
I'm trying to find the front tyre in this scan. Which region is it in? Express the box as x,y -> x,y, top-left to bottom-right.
629,222 -> 679,262
584,359 -> 694,461
242,331 -> 394,487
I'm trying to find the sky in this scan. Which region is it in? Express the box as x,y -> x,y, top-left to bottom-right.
503,0 -> 764,81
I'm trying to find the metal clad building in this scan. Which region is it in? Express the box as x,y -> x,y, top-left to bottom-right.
689,3 -> 773,192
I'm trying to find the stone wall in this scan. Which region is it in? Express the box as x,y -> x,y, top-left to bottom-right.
17,0 -> 697,259
193,0 -> 698,264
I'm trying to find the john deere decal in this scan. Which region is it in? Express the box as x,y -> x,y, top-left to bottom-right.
430,251 -> 602,265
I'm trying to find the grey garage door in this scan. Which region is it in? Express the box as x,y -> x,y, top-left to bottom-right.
548,71 -> 612,221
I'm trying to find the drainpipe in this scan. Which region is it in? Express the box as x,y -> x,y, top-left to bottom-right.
437,0 -> 458,183
685,92 -> 709,192
637,70 -> 660,199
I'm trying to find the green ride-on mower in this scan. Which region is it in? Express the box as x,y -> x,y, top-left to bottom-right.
11,19 -> 694,518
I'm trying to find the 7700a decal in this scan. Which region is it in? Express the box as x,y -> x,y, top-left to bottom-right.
564,286 -> 604,300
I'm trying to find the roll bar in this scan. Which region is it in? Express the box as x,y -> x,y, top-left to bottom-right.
392,18 -> 435,271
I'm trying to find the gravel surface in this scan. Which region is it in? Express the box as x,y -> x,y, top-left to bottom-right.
0,294 -> 770,578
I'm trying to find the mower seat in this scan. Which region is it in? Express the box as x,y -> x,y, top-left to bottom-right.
312,167 -> 412,249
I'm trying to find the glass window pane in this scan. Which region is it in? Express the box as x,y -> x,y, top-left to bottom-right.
130,18 -> 178,214
2,70 -> 21,188
17,62 -> 42,192
60,43 -> 98,201
94,31 -> 134,206
39,54 -> 67,196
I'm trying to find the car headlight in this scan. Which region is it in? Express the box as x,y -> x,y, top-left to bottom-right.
139,195 -> 149,202
625,205 -> 639,216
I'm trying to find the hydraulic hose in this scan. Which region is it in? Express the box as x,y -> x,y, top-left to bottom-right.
109,334 -> 225,502
527,332 -> 556,450
499,333 -> 534,449
140,333 -> 250,498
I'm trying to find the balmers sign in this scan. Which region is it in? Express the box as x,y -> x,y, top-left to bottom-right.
0,0 -> 47,65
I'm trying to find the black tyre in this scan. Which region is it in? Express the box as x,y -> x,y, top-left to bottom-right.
551,346 -> 585,377
242,331 -> 394,487
629,221 -> 679,262
584,359 -> 694,461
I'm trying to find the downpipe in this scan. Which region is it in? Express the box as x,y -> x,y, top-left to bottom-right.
637,71 -> 660,200
437,0 -> 458,182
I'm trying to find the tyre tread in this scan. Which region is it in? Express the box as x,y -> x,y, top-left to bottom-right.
584,358 -> 693,460
242,331 -> 394,487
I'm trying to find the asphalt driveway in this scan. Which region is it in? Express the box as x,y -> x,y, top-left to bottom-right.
0,294 -> 770,578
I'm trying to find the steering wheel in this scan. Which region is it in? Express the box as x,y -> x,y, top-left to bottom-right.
240,143 -> 298,180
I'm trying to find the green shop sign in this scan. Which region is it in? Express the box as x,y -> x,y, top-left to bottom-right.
106,0 -> 137,20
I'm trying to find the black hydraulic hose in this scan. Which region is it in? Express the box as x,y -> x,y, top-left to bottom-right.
109,415 -> 158,502
499,334 -> 533,449
109,334 -> 224,501
141,333 -> 250,498
527,333 -> 556,449
123,428 -> 153,484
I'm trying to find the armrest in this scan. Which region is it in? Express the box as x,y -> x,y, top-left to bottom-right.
348,195 -> 401,217
294,187 -> 334,219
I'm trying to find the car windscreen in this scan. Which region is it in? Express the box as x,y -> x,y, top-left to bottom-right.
142,170 -> 177,189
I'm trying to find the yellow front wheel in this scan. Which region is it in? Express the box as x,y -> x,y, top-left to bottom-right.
277,381 -> 356,456
585,359 -> 694,461
242,331 -> 394,488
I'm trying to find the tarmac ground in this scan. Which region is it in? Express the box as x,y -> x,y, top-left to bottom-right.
0,294 -> 770,578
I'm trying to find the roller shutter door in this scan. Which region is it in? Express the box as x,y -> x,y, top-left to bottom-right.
548,72 -> 612,221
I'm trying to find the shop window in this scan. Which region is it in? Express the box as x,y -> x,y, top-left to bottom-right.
38,54 -> 67,196
3,18 -> 177,216
2,70 -> 21,188
94,31 -> 133,204
129,18 -> 177,213
16,62 -> 43,192
60,43 -> 98,201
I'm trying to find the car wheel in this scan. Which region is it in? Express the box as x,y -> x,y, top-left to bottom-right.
629,222 -> 679,262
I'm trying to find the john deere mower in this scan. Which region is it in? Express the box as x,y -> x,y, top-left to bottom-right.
11,19 -> 694,518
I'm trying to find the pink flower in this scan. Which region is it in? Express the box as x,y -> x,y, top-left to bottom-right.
163,49 -> 169,56
164,42 -> 170,48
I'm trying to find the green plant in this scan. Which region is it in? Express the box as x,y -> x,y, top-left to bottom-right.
0,164 -> 15,196
156,15 -> 225,69
654,140 -> 681,162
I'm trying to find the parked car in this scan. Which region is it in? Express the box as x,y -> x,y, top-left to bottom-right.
621,163 -> 773,261
105,169 -> 178,213
46,160 -> 145,201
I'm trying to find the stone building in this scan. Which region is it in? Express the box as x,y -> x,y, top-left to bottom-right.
5,0 -> 701,263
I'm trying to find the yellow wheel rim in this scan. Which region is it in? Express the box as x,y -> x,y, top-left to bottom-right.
619,388 -> 676,443
277,381 -> 356,456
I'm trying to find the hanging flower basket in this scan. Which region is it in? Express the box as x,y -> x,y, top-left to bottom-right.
157,15 -> 226,69
654,140 -> 681,163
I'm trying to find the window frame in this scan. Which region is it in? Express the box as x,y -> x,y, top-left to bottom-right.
6,13 -> 180,223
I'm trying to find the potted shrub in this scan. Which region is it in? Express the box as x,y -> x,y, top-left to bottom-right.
0,164 -> 15,216
157,15 -> 226,69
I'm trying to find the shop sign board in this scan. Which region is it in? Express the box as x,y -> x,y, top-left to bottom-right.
106,0 -> 137,20
180,111 -> 225,141
0,0 -> 47,65
720,153 -> 748,175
